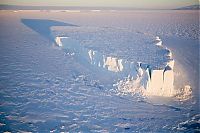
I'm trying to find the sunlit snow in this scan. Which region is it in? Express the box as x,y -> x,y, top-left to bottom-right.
0,10 -> 199,132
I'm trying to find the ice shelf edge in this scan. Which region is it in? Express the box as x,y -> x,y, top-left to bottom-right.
55,36 -> 175,97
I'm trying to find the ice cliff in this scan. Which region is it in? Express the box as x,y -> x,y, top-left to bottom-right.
55,36 -> 175,97
143,37 -> 175,96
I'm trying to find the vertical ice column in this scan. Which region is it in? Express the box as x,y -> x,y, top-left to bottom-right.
155,36 -> 162,46
163,67 -> 174,96
55,37 -> 63,47
146,69 -> 165,96
104,57 -> 123,72
88,50 -> 104,67
145,66 -> 174,96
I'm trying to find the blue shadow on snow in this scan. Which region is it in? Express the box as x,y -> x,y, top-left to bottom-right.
21,19 -> 78,42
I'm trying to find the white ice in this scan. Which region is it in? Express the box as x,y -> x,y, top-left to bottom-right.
0,10 -> 198,133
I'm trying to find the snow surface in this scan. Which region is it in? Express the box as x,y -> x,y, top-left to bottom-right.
0,10 -> 199,132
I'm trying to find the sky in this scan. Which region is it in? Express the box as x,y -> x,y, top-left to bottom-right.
0,0 -> 198,9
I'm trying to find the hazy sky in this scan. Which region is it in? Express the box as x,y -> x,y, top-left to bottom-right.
0,0 -> 198,9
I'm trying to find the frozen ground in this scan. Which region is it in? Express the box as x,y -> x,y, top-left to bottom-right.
0,10 -> 199,132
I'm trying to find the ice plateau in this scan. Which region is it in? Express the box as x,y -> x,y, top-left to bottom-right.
54,27 -> 175,97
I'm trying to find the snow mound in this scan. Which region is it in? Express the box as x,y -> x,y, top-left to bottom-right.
174,85 -> 193,101
175,114 -> 200,132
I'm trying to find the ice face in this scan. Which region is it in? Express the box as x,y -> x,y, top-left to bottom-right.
145,68 -> 174,96
53,27 -> 172,69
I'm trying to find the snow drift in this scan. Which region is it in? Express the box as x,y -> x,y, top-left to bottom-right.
55,36 -> 175,97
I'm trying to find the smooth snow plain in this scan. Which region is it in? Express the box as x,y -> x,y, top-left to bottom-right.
0,10 -> 199,132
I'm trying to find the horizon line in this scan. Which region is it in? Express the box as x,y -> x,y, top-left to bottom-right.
0,4 -> 198,10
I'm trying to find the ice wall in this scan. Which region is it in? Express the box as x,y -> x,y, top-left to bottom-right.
143,37 -> 175,96
55,37 -> 137,78
55,36 -> 175,97
144,67 -> 174,96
